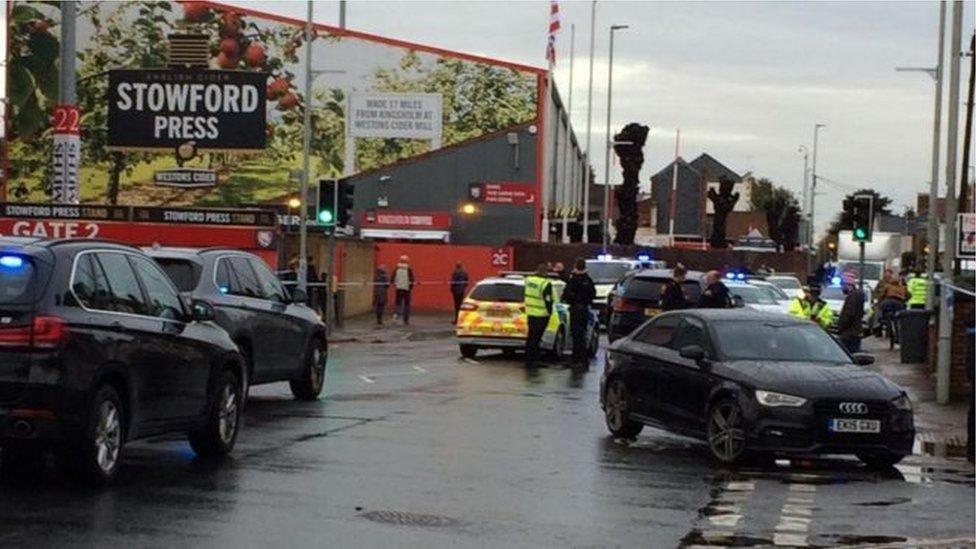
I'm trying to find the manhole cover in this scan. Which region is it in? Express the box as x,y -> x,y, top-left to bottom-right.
360,510 -> 460,528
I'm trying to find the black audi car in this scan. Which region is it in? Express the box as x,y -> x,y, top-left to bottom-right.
0,238 -> 246,485
146,247 -> 326,400
600,309 -> 914,467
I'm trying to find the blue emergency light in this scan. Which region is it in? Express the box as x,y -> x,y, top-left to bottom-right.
597,254 -> 612,261
830,276 -> 842,286
637,254 -> 651,263
725,271 -> 747,281
218,285 -> 230,294
725,272 -> 735,280
0,255 -> 25,269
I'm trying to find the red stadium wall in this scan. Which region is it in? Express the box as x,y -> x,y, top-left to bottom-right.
373,242 -> 513,312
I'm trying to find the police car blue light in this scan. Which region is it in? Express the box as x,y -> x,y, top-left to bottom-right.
637,254 -> 651,263
0,255 -> 25,269
830,276 -> 842,286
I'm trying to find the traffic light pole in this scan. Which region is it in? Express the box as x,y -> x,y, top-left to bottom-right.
325,182 -> 338,334
858,241 -> 866,292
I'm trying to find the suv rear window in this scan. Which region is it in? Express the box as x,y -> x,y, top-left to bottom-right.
469,283 -> 524,303
154,258 -> 201,292
0,254 -> 37,304
623,277 -> 701,304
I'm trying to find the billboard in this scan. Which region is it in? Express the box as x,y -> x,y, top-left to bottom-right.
107,68 -> 268,152
4,1 -> 540,207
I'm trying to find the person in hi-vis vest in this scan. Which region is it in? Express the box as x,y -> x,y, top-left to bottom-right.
906,269 -> 928,310
523,264 -> 554,369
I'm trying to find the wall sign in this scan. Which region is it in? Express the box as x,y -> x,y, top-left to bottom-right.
107,69 -> 267,152
959,213 -> 975,259
154,168 -> 218,188
0,203 -> 128,221
469,182 -> 536,205
131,207 -> 277,227
361,210 -> 452,230
52,105 -> 81,204
348,92 -> 443,141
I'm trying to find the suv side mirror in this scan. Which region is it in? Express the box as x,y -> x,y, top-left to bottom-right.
290,287 -> 308,304
852,352 -> 875,366
679,344 -> 706,362
191,299 -> 216,322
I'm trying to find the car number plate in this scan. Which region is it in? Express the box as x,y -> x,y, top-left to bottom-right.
828,418 -> 880,433
644,308 -> 660,317
485,310 -> 509,318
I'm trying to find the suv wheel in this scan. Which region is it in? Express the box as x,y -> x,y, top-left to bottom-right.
66,384 -> 125,486
290,337 -> 326,400
604,377 -> 643,438
189,370 -> 242,457
707,399 -> 747,464
857,452 -> 904,469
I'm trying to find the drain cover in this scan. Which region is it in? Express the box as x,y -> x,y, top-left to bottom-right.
360,510 -> 460,528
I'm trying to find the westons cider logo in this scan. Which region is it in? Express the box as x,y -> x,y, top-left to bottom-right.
107,69 -> 268,152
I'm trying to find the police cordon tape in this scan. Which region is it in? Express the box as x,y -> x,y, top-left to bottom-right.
933,273 -> 976,298
278,278 -> 467,288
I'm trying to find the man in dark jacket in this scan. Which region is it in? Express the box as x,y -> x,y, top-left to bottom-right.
562,258 -> 596,370
450,262 -> 469,321
661,265 -> 690,311
836,271 -> 865,352
698,270 -> 731,308
373,265 -> 390,325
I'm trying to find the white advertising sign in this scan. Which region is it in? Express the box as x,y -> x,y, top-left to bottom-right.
348,93 -> 443,141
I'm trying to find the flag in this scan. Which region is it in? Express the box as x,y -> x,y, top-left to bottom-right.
546,0 -> 560,65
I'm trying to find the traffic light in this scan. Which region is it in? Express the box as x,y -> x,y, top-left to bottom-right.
851,193 -> 874,242
317,179 -> 355,228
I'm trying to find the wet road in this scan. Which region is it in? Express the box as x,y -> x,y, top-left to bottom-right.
0,335 -> 973,548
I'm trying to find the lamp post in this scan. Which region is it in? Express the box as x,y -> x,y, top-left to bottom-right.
601,24 -> 629,249
895,0 -> 946,308
809,123 -> 825,274
581,0 -> 596,243
798,145 -> 808,251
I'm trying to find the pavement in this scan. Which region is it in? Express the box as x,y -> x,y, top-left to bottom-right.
0,315 -> 972,547
330,312 -> 456,344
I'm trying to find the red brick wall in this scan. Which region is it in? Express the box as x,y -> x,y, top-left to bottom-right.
950,295 -> 974,400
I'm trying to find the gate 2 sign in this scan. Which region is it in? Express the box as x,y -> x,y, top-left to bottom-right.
107,69 -> 267,152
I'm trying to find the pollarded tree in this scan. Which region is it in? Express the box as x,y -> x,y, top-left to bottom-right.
611,123 -> 649,245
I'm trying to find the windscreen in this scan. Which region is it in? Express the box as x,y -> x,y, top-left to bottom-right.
757,284 -> 789,300
469,283 -> 524,303
713,321 -> 851,362
0,254 -> 37,304
624,278 -> 701,303
838,262 -> 882,281
586,262 -> 633,284
769,277 -> 801,291
154,258 -> 201,292
731,285 -> 778,305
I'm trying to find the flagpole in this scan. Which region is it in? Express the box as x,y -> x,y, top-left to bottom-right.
561,23 -> 575,243
668,129 -> 680,244
541,60 -> 552,243
582,0 -> 596,243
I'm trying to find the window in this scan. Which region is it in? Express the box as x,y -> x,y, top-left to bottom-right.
635,315 -> 681,347
227,256 -> 263,298
96,253 -> 148,315
712,321 -> 851,363
154,258 -> 201,292
130,256 -> 184,320
672,319 -> 709,353
249,257 -> 288,303
72,254 -> 112,310
215,258 -> 239,295
469,283 -> 524,303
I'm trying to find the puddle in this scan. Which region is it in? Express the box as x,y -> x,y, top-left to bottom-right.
359,509 -> 461,528
915,440 -> 970,459
825,534 -> 908,545
854,496 -> 912,507
679,531 -> 773,547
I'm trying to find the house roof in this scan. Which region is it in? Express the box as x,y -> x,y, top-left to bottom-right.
649,157 -> 697,182
688,153 -> 740,182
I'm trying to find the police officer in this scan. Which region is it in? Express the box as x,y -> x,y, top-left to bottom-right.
789,285 -> 834,329
661,264 -> 690,311
524,263 -> 554,370
906,269 -> 928,310
562,258 -> 596,370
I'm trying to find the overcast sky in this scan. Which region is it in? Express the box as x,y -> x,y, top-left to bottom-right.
255,0 -> 974,237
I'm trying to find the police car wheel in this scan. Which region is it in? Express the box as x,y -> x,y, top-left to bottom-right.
459,345 -> 477,359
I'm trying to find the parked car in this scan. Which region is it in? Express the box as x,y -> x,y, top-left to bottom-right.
0,238 -> 246,485
766,275 -> 804,298
606,269 -> 704,342
585,257 -> 642,325
455,274 -> 598,359
601,309 -> 914,467
146,248 -> 327,400
726,281 -> 788,315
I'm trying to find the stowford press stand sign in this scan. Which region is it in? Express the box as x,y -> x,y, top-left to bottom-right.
107,69 -> 267,152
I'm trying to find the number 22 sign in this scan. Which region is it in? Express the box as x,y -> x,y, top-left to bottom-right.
52,105 -> 81,204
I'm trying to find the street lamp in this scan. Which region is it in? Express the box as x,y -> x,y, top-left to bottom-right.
602,24 -> 629,248
798,145 -> 808,251
809,123 -> 825,274
461,203 -> 477,215
287,197 -> 302,209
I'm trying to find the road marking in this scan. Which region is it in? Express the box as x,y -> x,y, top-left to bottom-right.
358,375 -> 375,384
773,484 -> 816,546
413,366 -> 427,373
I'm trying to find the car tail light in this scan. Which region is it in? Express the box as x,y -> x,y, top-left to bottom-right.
612,296 -> 639,313
459,302 -> 477,311
0,316 -> 68,350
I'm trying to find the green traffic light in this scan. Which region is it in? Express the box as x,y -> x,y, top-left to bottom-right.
854,227 -> 867,240
318,209 -> 334,224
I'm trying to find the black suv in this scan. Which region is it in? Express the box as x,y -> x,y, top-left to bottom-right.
0,238 -> 246,485
607,269 -> 704,342
146,248 -> 327,400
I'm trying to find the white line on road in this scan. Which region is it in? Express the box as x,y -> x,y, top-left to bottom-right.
358,375 -> 375,384
773,484 -> 816,546
413,366 -> 427,373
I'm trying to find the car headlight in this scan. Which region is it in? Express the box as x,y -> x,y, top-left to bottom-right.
892,393 -> 912,411
755,390 -> 807,407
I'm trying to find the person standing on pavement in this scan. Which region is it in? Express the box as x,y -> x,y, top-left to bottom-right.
450,262 -> 469,321
906,269 -> 929,310
373,265 -> 390,326
788,285 -> 834,329
562,258 -> 596,370
661,265 -> 690,311
523,264 -> 554,370
393,255 -> 415,325
836,272 -> 865,353
698,270 -> 732,308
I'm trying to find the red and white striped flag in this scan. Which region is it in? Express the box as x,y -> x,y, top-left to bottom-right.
546,0 -> 560,65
